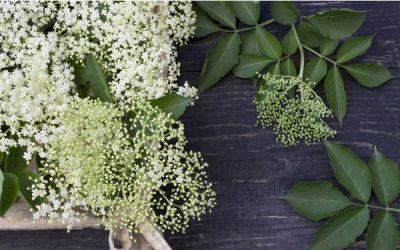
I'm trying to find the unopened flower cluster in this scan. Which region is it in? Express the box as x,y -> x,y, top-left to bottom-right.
0,1 -> 214,235
32,98 -> 215,233
255,74 -> 336,145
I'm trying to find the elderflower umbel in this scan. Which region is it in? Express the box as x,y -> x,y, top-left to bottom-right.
32,98 -> 216,234
255,74 -> 336,146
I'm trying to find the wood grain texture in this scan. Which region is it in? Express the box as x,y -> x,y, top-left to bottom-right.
0,2 -> 399,249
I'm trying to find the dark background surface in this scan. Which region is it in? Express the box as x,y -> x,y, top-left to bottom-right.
1,2 -> 399,250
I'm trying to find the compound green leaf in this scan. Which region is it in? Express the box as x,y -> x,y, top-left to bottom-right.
194,7 -> 221,38
344,64 -> 392,88
309,9 -> 367,39
255,26 -> 282,60
270,1 -> 299,25
280,58 -> 297,77
231,1 -> 260,26
296,22 -> 323,48
268,62 -> 280,75
304,57 -> 328,88
311,206 -> 370,250
324,66 -> 347,125
282,28 -> 298,56
5,146 -> 28,173
84,54 -> 113,102
320,38 -> 339,56
0,171 -> 19,216
368,147 -> 400,205
241,30 -> 262,56
367,211 -> 398,250
337,36 -> 373,63
196,2 -> 236,29
198,33 -> 241,92
324,140 -> 372,203
150,93 -> 192,120
233,54 -> 275,78
285,181 -> 351,222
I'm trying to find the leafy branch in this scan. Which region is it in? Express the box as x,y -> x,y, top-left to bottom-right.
194,1 -> 392,132
285,141 -> 400,249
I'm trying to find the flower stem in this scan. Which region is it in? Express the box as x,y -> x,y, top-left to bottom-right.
353,203 -> 400,213
221,19 -> 275,33
291,24 -> 304,78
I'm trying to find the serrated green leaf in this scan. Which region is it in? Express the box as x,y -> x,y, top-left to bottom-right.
198,33 -> 241,92
233,54 -> 274,78
194,7 -> 221,38
285,181 -> 351,222
84,54 -> 112,102
309,9 -> 367,39
280,58 -> 296,77
320,38 -> 339,56
5,146 -> 28,173
0,172 -> 19,216
367,211 -> 398,250
344,64 -> 392,88
337,36 -> 373,64
255,26 -> 282,60
268,62 -> 280,75
368,147 -> 400,206
296,22 -> 323,48
241,30 -> 262,56
150,93 -> 191,120
324,140 -> 372,203
282,28 -> 298,56
303,57 -> 327,88
311,206 -> 369,250
324,66 -> 347,125
270,1 -> 299,25
196,2 -> 236,29
231,1 -> 260,26
17,171 -> 42,210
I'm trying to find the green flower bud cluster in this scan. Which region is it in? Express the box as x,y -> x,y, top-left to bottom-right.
32,97 -> 215,235
255,74 -> 336,146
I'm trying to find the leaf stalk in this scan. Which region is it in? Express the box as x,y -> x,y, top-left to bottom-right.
291,24 -> 304,78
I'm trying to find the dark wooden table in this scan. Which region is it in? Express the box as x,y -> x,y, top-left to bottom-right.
1,2 -> 399,249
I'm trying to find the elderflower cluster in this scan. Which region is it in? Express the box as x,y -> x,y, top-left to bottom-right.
32,98 -> 216,234
255,74 -> 336,146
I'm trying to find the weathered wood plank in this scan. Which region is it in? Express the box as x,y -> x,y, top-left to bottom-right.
0,2 -> 399,249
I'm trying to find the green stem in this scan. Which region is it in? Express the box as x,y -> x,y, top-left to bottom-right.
291,24 -> 304,78
353,203 -> 400,213
302,45 -> 342,67
221,19 -> 275,33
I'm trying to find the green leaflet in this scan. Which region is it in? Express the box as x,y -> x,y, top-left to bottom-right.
270,1 -> 299,25
267,62 -> 280,75
233,54 -> 274,78
296,22 -> 323,48
194,7 -> 221,38
308,9 -> 367,39
4,146 -> 28,173
336,35 -> 373,63
324,140 -> 371,203
241,30 -> 263,56
285,181 -> 351,221
231,1 -> 260,26
320,38 -> 339,56
368,147 -> 400,205
196,2 -> 236,29
324,66 -> 347,125
280,58 -> 296,77
311,206 -> 370,250
84,54 -> 113,102
367,211 -> 398,250
281,28 -> 298,56
344,63 -> 392,88
150,93 -> 192,120
0,171 -> 19,216
303,57 -> 327,87
255,26 -> 282,60
198,33 -> 241,92
17,171 -> 43,210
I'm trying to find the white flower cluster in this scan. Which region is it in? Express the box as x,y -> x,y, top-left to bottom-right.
32,98 -> 215,234
0,1 -> 197,159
